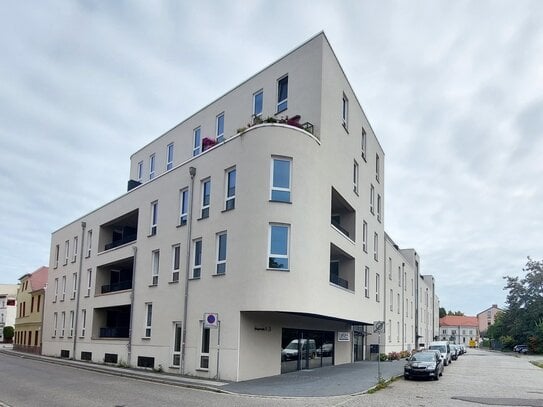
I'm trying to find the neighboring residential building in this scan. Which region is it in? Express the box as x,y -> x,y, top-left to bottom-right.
14,266 -> 48,354
477,304 -> 502,335
366,234 -> 439,355
439,315 -> 479,346
42,32 -> 440,381
0,284 -> 18,342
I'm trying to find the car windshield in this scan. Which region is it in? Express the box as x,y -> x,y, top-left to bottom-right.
285,342 -> 299,350
411,353 -> 436,362
429,345 -> 446,352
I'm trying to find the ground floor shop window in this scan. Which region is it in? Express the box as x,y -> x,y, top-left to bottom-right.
280,328 -> 335,374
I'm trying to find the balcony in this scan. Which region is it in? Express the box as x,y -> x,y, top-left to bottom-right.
93,305 -> 130,339
96,257 -> 134,295
99,210 -> 138,252
329,243 -> 355,291
331,188 -> 355,241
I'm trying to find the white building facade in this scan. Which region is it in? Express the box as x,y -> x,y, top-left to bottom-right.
0,284 -> 18,342
42,33 -> 439,381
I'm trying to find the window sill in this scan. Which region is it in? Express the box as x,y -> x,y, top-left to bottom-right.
212,273 -> 226,277
189,277 -> 201,281
275,107 -> 287,115
266,268 -> 290,272
221,207 -> 235,213
71,259 -> 77,264
148,284 -> 158,288
269,199 -> 292,204
168,280 -> 179,284
196,368 -> 209,372
142,337 -> 151,340
353,188 -> 359,196
197,216 -> 209,221
147,233 -> 157,238
361,153 -> 367,162
342,123 -> 349,133
176,223 -> 187,228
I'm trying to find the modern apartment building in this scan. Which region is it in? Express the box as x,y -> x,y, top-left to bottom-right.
477,304 -> 502,335
366,234 -> 439,355
42,32 -> 439,381
0,284 -> 18,342
14,266 -> 48,353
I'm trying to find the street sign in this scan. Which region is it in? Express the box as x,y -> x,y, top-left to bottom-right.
204,313 -> 219,328
373,320 -> 385,333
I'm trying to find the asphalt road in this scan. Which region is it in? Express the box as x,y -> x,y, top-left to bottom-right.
1,349 -> 542,406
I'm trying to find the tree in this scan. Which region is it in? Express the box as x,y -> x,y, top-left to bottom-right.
489,258 -> 543,352
439,307 -> 446,318
3,326 -> 14,343
446,310 -> 465,316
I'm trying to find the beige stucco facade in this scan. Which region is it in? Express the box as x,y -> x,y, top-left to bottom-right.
477,304 -> 502,335
42,33 -> 439,381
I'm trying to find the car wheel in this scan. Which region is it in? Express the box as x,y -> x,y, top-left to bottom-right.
404,375 -> 409,380
434,373 -> 439,381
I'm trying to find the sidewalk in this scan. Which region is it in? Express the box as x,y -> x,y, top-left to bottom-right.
0,348 -> 404,397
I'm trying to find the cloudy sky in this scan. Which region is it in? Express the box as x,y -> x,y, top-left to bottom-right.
1,1 -> 541,315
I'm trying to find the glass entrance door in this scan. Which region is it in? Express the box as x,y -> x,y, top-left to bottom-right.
280,328 -> 335,374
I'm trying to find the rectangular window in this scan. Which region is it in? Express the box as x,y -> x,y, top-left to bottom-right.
150,201 -> 158,235
54,244 -> 60,268
149,154 -> 155,180
216,113 -> 225,143
71,273 -> 77,299
388,257 -> 392,279
364,267 -> 370,298
225,168 -> 236,211
398,267 -> 401,287
53,312 -> 58,337
179,188 -> 188,226
64,240 -> 70,265
361,127 -> 367,160
201,179 -> 211,219
86,268 -> 92,296
253,89 -> 263,118
80,309 -> 86,337
376,153 -> 380,182
353,160 -> 359,194
145,303 -> 152,337
216,232 -> 227,275
61,276 -> 66,301
200,324 -> 210,369
375,273 -> 380,302
193,239 -> 202,279
166,143 -> 174,170
73,236 -> 78,262
377,194 -> 382,222
193,127 -> 201,156
31,296 -> 34,312
374,232 -> 378,261
397,293 -> 401,314
86,230 -> 92,257
60,311 -> 66,337
342,93 -> 349,130
268,224 -> 289,270
151,250 -> 160,286
277,75 -> 288,113
69,311 -> 74,337
37,295 -> 40,312
362,221 -> 368,252
137,161 -> 143,182
370,184 -> 375,214
270,157 -> 291,202
172,322 -> 182,366
172,244 -> 180,282
53,278 -> 58,302
390,289 -> 393,311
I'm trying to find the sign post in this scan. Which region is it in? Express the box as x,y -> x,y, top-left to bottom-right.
204,313 -> 220,380
373,321 -> 385,381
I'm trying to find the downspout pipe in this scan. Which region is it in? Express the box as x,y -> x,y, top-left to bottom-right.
72,221 -> 86,359
127,245 -> 138,366
181,166 -> 196,375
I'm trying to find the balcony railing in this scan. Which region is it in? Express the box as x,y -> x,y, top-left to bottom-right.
330,274 -> 349,289
104,233 -> 137,251
99,327 -> 129,338
101,280 -> 132,294
331,218 -> 350,237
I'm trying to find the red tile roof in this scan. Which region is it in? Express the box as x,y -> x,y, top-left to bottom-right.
440,315 -> 478,327
28,266 -> 48,292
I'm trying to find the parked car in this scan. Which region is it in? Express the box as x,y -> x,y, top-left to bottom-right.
404,351 -> 444,380
281,339 -> 317,361
514,344 -> 528,354
316,343 -> 333,357
429,341 -> 452,366
450,344 -> 459,360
